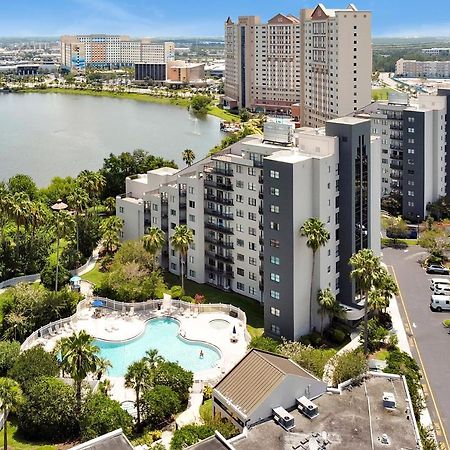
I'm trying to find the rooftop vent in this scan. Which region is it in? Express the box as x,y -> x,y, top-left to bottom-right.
272,406 -> 295,431
383,392 -> 396,409
297,396 -> 319,420
380,433 -> 390,445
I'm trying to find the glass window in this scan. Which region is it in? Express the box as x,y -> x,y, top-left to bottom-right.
270,170 -> 280,179
270,273 -> 280,283
270,205 -> 279,213
270,256 -> 280,265
270,239 -> 280,248
270,187 -> 280,196
270,290 -> 280,300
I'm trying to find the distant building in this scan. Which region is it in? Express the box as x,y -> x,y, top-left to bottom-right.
60,35 -> 175,71
167,61 -> 205,83
422,47 -> 450,57
359,91 -> 449,220
396,58 -> 450,78
134,63 -> 166,82
223,3 -> 372,126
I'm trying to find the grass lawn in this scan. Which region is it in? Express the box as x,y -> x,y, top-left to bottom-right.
209,105 -> 240,122
372,349 -> 390,360
199,398 -> 213,423
372,87 -> 395,100
0,421 -> 57,450
80,263 -> 105,286
164,272 -> 264,338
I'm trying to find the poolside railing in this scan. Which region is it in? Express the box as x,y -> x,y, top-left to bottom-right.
21,296 -> 250,351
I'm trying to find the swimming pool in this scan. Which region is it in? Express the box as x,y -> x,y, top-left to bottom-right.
94,317 -> 221,377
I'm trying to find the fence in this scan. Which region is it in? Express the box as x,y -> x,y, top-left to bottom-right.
0,273 -> 40,290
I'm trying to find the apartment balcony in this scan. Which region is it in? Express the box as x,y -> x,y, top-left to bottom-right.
390,153 -> 402,160
205,250 -> 234,264
179,190 -> 187,198
390,143 -> 403,150
204,179 -> 234,191
390,172 -> 402,180
204,193 -> 234,206
258,206 -> 264,215
254,160 -> 264,168
259,221 -> 264,231
204,264 -> 234,278
205,235 -> 234,248
205,222 -> 234,234
390,182 -> 403,190
390,163 -> 403,170
390,123 -> 403,131
213,167 -> 234,177
204,208 -> 234,220
258,191 -> 264,200
258,175 -> 264,184
259,236 -> 264,245
259,251 -> 264,261
390,133 -> 403,141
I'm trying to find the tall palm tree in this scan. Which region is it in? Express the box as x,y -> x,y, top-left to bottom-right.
52,211 -> 75,291
300,218 -> 330,332
124,360 -> 151,429
96,357 -> 112,380
100,216 -> 124,253
317,288 -> 338,335
28,201 -> 49,244
58,330 -> 102,414
0,377 -> 24,450
170,225 -> 194,293
142,227 -> 166,269
374,268 -> 399,312
0,190 -> 11,244
104,196 -> 116,215
367,289 -> 388,317
182,148 -> 196,166
67,186 -> 90,252
144,349 -> 164,371
8,192 -> 31,257
350,248 -> 382,354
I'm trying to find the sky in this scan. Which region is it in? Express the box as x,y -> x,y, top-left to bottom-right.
0,0 -> 449,38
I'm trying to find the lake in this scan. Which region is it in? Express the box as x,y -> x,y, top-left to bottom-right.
0,92 -> 223,186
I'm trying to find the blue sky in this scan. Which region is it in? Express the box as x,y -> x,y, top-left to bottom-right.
0,0 -> 449,38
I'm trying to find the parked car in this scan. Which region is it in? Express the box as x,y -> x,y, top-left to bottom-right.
430,294 -> 450,312
430,278 -> 450,290
434,284 -> 450,295
426,264 -> 450,275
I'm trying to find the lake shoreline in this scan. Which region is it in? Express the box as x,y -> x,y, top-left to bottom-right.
13,86 -> 239,122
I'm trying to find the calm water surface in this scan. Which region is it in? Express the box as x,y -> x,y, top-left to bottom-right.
0,93 -> 223,186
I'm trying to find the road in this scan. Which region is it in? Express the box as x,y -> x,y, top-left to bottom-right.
383,246 -> 450,449
379,72 -> 402,91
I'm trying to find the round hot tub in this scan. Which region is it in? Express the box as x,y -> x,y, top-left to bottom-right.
209,319 -> 230,330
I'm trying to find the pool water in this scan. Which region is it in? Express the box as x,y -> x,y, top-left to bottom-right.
95,317 -> 221,377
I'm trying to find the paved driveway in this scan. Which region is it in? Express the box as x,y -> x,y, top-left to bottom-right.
383,246 -> 450,449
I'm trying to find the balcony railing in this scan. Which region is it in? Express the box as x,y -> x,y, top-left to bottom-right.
258,191 -> 264,200
213,167 -> 234,177
204,179 -> 234,191
205,250 -> 234,264
204,208 -> 234,220
390,123 -> 403,131
205,235 -> 234,248
390,143 -> 403,150
204,264 -> 234,277
205,222 -> 234,234
204,193 -> 234,206
390,163 -> 403,170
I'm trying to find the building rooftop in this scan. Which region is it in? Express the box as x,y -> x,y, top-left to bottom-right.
327,116 -> 370,125
214,349 -> 321,419
232,374 -> 419,450
149,167 -> 179,176
69,429 -> 133,450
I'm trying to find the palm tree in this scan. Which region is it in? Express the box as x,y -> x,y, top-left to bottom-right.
375,268 -> 399,312
317,288 -> 338,335
58,330 -> 102,414
367,289 -> 388,317
300,218 -> 330,332
0,377 -> 24,450
100,216 -> 124,253
104,196 -> 116,215
170,225 -> 194,292
144,349 -> 164,371
52,211 -> 75,291
96,357 -> 112,380
142,227 -> 166,269
350,249 -> 382,354
124,360 -> 151,428
182,148 -> 196,166
0,190 -> 11,244
67,186 -> 90,252
8,192 -> 31,257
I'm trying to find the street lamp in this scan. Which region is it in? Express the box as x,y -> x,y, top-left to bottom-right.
51,199 -> 68,292
416,215 -> 420,240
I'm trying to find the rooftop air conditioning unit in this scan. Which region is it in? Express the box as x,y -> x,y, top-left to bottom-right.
296,396 -> 319,419
383,392 -> 396,409
272,406 -> 295,431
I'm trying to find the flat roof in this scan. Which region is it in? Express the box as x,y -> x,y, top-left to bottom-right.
187,436 -> 229,450
149,167 -> 179,176
327,116 -> 370,125
233,375 -> 419,450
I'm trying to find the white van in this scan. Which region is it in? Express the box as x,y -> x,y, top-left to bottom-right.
433,284 -> 450,295
430,295 -> 450,312
430,278 -> 450,290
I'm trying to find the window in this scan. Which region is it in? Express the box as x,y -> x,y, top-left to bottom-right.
237,239 -> 244,247
188,186 -> 194,194
237,253 -> 244,261
270,290 -> 280,300
236,224 -> 243,232
189,200 -> 196,208
170,263 -> 177,270
270,205 -> 279,213
189,214 -> 195,222
152,204 -> 158,211
237,282 -> 245,291
248,212 -> 257,221
249,257 -> 257,266
270,170 -> 280,179
249,286 -> 256,295
271,324 -> 280,335
408,201 -> 415,207
270,256 -> 280,265
236,165 -> 242,174
248,227 -> 257,236
189,256 -> 194,263
408,127 -> 415,133
236,180 -> 244,188
170,209 -> 176,216
236,209 -> 244,218
408,117 -> 415,123
270,187 -> 280,196
249,272 -> 257,281
408,190 -> 415,197
248,197 -> 257,206
270,239 -> 280,248
248,167 -> 256,176
270,307 -> 280,317
119,206 -> 124,213
171,222 -> 176,230
236,194 -> 243,203
248,182 -> 256,191
237,268 -> 244,276
407,138 -> 415,144
407,148 -> 415,154
270,273 -> 280,283
270,222 -> 279,231
249,242 -> 256,251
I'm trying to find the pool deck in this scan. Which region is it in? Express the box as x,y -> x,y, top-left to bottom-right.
35,301 -> 249,404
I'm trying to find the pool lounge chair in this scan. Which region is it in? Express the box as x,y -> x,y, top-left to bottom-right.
55,324 -> 62,334
129,306 -> 135,317
47,327 -> 56,337
192,309 -> 199,318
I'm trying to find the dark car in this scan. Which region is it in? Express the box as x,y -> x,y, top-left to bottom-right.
426,264 -> 450,275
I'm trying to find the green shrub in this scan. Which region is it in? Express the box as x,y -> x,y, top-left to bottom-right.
443,319 -> 450,328
249,335 -> 280,353
8,346 -> 59,392
330,329 -> 346,344
18,377 -> 78,441
40,260 -> 70,290
332,349 -> 368,386
202,385 -> 213,401
360,318 -> 389,353
0,341 -> 20,376
170,424 -> 216,450
181,295 -> 195,303
153,361 -> 193,404
170,285 -> 183,299
80,392 -> 133,440
141,385 -> 181,427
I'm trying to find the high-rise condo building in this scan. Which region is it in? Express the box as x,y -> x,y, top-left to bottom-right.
60,35 -> 175,71
223,4 -> 372,127
359,91 -> 449,220
116,120 -> 380,340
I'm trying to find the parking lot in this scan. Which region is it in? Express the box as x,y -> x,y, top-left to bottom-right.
383,246 -> 450,449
